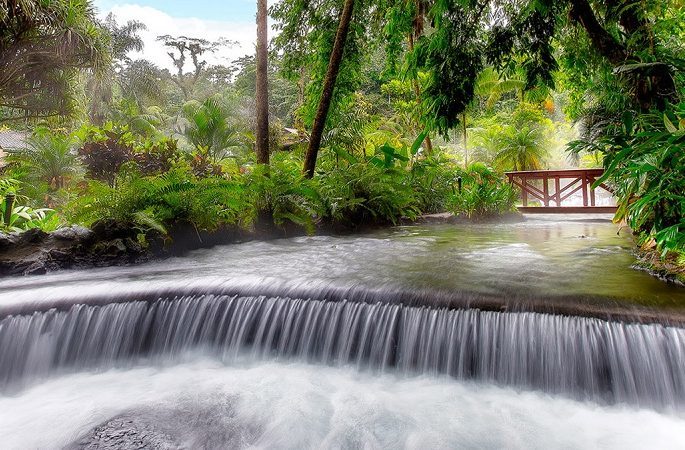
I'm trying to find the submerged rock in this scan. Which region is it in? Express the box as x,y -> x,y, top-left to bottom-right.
66,415 -> 179,450
67,398 -> 261,450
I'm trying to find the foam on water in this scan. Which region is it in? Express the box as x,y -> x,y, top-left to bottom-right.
1,359 -> 684,450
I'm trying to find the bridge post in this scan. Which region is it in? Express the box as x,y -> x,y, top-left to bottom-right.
555,178 -> 561,206
582,171 -> 589,207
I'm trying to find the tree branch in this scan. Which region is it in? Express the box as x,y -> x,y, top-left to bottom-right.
568,0 -> 628,65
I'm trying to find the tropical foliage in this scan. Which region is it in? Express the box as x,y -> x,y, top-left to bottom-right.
0,0 -> 683,273
570,103 -> 685,258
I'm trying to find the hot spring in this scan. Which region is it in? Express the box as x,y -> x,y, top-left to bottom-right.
1,216 -> 685,449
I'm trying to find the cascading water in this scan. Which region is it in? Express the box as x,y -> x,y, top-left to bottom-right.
2,217 -> 685,448
2,293 -> 684,409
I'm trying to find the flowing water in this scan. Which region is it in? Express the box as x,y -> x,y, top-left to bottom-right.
1,215 -> 685,448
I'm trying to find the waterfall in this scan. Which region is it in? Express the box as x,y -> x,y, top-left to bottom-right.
1,294 -> 684,409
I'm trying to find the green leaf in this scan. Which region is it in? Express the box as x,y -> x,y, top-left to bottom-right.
411,131 -> 428,155
665,115 -> 678,133
622,111 -> 633,135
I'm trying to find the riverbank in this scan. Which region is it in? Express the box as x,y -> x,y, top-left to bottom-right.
2,213 -> 525,277
633,247 -> 685,286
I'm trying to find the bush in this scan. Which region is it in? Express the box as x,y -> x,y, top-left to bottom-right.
134,138 -> 182,176
78,125 -> 135,186
67,163 -> 252,235
570,102 -> 685,258
410,151 -> 460,213
244,153 -> 324,233
319,161 -> 420,226
0,179 -> 60,232
450,163 -> 518,218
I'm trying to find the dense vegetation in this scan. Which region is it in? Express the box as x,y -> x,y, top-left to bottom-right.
0,0 -> 683,271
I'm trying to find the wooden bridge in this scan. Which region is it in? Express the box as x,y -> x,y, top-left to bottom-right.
505,168 -> 617,213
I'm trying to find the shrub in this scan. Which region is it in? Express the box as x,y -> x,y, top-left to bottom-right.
78,125 -> 135,186
450,163 -> 518,218
570,103 -> 685,258
244,153 -> 324,233
319,161 -> 420,226
134,138 -> 182,175
67,163 -> 252,234
5,130 -> 82,192
410,151 -> 460,213
0,179 -> 60,232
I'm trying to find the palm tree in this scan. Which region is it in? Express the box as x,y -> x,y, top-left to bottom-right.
112,100 -> 164,137
493,125 -> 549,171
255,0 -> 270,165
87,14 -> 150,124
180,98 -> 246,164
6,131 -> 81,191
1,0 -> 109,123
475,67 -> 552,109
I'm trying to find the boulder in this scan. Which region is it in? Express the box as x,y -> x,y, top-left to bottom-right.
51,226 -> 93,242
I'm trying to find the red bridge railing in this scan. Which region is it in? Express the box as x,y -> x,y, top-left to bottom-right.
505,168 -> 617,213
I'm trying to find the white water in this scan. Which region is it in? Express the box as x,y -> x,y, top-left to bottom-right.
1,358 -> 684,450
2,218 -> 685,447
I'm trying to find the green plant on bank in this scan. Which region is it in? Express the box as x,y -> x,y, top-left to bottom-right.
0,179 -> 60,232
468,103 -> 553,171
570,103 -> 685,260
450,163 -> 518,218
493,125 -> 550,171
244,154 -> 324,234
318,142 -> 421,226
5,123 -> 520,241
180,97 -> 248,167
66,163 -> 252,235
408,143 -> 461,213
5,130 -> 82,191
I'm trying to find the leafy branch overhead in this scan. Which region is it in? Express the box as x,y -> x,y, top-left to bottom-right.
0,0 -> 109,122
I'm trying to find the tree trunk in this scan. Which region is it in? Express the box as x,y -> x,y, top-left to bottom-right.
255,0 -> 270,165
303,0 -> 355,178
407,33 -> 433,153
462,112 -> 468,168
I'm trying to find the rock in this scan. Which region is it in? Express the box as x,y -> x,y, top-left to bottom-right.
0,232 -> 15,251
91,220 -> 136,241
66,415 -> 178,450
23,262 -> 47,276
0,220 -> 157,277
51,226 -> 93,242
15,228 -> 48,245
47,249 -> 75,266
112,239 -> 128,253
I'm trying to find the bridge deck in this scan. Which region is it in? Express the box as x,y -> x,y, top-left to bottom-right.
517,206 -> 617,214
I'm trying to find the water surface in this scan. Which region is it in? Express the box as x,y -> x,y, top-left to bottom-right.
2,215 -> 685,449
1,215 -> 683,313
